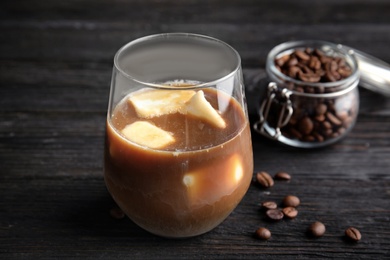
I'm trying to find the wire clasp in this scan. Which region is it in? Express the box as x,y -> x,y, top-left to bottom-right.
253,83 -> 293,140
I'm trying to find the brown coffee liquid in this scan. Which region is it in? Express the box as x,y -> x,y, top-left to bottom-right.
104,87 -> 253,237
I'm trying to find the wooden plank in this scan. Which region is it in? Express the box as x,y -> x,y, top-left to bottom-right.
1,0 -> 390,258
1,25 -> 390,67
0,175 -> 389,258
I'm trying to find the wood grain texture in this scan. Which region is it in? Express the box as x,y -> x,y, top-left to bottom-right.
1,0 -> 389,259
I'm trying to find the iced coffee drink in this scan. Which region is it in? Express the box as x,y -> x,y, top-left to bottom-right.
104,34 -> 253,237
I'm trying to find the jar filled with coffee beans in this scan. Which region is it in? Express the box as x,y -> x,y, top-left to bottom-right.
254,40 -> 360,148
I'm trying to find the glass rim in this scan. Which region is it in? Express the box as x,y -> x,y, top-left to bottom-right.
113,33 -> 242,89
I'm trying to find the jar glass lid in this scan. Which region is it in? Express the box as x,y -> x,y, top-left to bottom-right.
339,45 -> 390,97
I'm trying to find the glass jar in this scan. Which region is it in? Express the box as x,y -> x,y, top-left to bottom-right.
254,40 -> 360,148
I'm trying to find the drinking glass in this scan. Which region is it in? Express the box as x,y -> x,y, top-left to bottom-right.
104,33 -> 253,238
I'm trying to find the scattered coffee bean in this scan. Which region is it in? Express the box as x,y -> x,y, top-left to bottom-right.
110,207 -> 125,219
256,171 -> 274,188
261,201 -> 278,210
266,209 -> 284,221
282,207 -> 298,219
282,195 -> 300,207
345,227 -> 361,242
255,227 -> 272,240
274,171 -> 291,181
309,221 -> 326,237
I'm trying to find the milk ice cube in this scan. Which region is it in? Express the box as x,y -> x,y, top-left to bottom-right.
121,121 -> 175,149
128,89 -> 196,118
183,153 -> 243,206
186,90 -> 226,129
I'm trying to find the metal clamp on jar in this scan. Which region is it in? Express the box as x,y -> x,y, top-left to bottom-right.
254,40 -> 390,148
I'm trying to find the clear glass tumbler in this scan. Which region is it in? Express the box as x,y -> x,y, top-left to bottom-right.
104,33 -> 253,238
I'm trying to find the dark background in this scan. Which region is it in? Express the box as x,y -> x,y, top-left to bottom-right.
1,0 -> 389,259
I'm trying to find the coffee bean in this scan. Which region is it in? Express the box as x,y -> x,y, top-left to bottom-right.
288,66 -> 301,78
261,201 -> 278,210
295,50 -> 310,61
266,209 -> 284,221
298,117 -> 314,135
287,57 -> 298,67
256,171 -> 274,188
282,195 -> 300,207
322,128 -> 333,137
326,112 -> 342,126
282,207 -> 298,219
316,104 -> 327,115
338,67 -> 352,77
336,110 -> 349,120
255,227 -> 271,240
303,135 -> 315,142
298,72 -> 321,83
289,128 -> 303,139
274,171 -> 291,181
314,114 -> 325,122
308,221 -> 326,237
276,54 -> 290,67
321,121 -> 332,129
309,56 -> 321,70
345,227 -> 361,241
313,132 -> 324,142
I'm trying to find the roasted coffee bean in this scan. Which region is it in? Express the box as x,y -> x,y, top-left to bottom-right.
338,127 -> 346,135
309,56 -> 321,70
276,54 -> 290,67
314,114 -> 325,122
313,132 -> 324,142
298,117 -> 314,135
326,112 -> 342,126
321,121 -> 332,129
289,128 -> 303,139
327,60 -> 338,71
282,207 -> 298,219
266,209 -> 284,221
256,171 -> 274,188
316,104 -> 327,115
274,171 -> 291,181
322,128 -> 333,137
282,195 -> 300,207
336,110 -> 349,120
287,57 -> 298,67
295,50 -> 310,61
255,227 -> 271,240
338,67 -> 352,77
298,72 -> 321,83
324,71 -> 337,82
308,221 -> 326,237
345,227 -> 361,241
303,135 -> 315,142
315,85 -> 325,93
288,66 -> 301,78
261,201 -> 278,210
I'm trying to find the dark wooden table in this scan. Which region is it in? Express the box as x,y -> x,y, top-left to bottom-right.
1,0 -> 390,259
